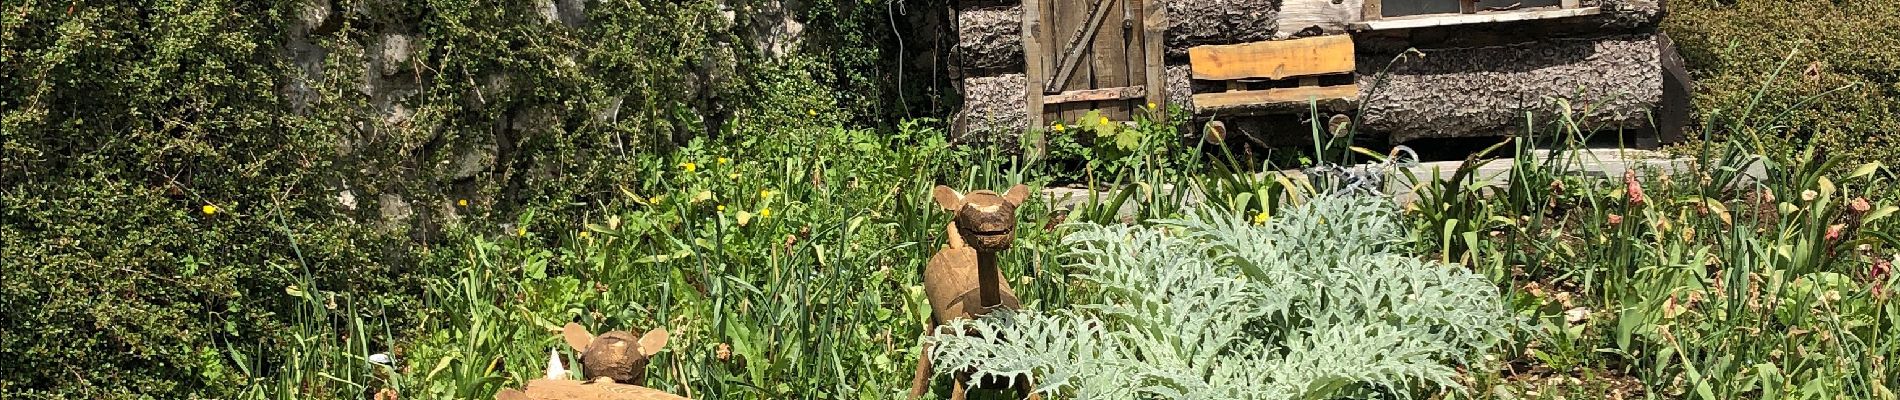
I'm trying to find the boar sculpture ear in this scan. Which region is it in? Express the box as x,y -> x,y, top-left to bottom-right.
1001,184 -> 1029,206
562,322 -> 594,352
636,327 -> 669,356
932,186 -> 964,211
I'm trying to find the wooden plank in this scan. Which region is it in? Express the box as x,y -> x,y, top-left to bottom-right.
1044,86 -> 1145,104
1047,0 -> 1117,94
1141,0 -> 1167,118
1188,35 -> 1356,81
1023,0 -> 1048,155
1347,7 -> 1601,31
1362,0 -> 1383,21
1192,85 -> 1359,112
1092,0 -> 1130,120
1278,0 -> 1366,36
1054,0 -> 1091,123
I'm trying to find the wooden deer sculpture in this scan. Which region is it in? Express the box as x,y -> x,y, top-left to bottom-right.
909,184 -> 1041,400
495,323 -> 686,400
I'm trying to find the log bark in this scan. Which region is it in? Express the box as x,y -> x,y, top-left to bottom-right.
1162,0 -> 1277,58
1354,34 -> 1662,142
954,5 -> 1025,73
957,74 -> 1030,146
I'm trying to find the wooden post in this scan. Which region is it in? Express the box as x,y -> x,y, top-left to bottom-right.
1459,0 -> 1476,14
1362,0 -> 1382,21
1561,0 -> 1581,8
1023,0 -> 1048,156
1141,0 -> 1168,120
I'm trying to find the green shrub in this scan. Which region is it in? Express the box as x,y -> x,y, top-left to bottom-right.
0,0 -> 917,398
1666,0 -> 1900,164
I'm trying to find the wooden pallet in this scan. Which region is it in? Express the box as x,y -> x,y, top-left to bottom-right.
1187,35 -> 1358,115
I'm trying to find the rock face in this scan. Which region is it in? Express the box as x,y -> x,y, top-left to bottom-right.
1356,35 -> 1663,142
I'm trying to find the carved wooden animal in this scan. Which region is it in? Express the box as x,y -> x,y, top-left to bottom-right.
564,323 -> 668,385
494,323 -> 683,400
909,184 -> 1040,400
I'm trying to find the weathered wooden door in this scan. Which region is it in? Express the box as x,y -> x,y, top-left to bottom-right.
1021,0 -> 1167,131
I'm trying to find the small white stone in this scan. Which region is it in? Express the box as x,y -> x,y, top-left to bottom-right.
369,353 -> 392,365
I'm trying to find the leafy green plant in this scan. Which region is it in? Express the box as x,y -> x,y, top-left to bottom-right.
927,195 -> 1518,399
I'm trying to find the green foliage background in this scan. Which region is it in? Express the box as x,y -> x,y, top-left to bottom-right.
1664,0 -> 1900,164
0,0 -> 928,397
3,0 -> 1898,398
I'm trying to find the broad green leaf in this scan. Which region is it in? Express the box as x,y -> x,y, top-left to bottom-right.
1849,161 -> 1883,180
1757,363 -> 1784,400
1866,205 -> 1898,223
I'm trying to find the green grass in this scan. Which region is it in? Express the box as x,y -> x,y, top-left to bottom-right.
218,67 -> 1900,400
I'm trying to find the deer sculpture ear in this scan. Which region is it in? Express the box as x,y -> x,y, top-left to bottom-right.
931,185 -> 964,211
1001,184 -> 1029,206
562,322 -> 594,352
636,327 -> 669,356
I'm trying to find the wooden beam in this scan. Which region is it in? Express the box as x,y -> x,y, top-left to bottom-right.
1279,0 -> 1367,35
1141,0 -> 1167,116
1046,0 -> 1119,94
1022,0 -> 1047,155
1188,35 -> 1356,81
1347,7 -> 1601,31
1192,85 -> 1360,113
1044,86 -> 1145,104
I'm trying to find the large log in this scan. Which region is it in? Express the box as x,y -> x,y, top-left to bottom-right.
954,5 -> 1025,73
956,74 -> 1030,145
1354,34 -> 1662,142
1162,0 -> 1277,57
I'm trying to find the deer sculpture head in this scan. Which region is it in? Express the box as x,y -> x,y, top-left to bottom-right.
561,322 -> 669,385
932,184 -> 1029,252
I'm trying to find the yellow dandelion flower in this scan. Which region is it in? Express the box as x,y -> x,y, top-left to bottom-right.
717,204 -> 726,212
808,109 -> 817,116
1147,102 -> 1157,109
1100,116 -> 1111,125
728,172 -> 741,180
1052,123 -> 1066,132
1252,211 -> 1269,225
760,208 -> 771,218
717,157 -> 730,165
680,162 -> 697,172
759,190 -> 773,200
457,199 -> 469,207
202,205 -> 219,215
579,231 -> 591,238
516,226 -> 526,236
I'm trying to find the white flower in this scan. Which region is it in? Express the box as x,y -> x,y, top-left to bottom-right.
1564,307 -> 1591,324
368,353 -> 393,365
545,348 -> 568,380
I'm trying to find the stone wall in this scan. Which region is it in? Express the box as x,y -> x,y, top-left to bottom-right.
280,0 -> 810,232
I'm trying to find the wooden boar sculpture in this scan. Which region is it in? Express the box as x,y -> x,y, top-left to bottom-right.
495,323 -> 685,400
909,184 -> 1041,400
